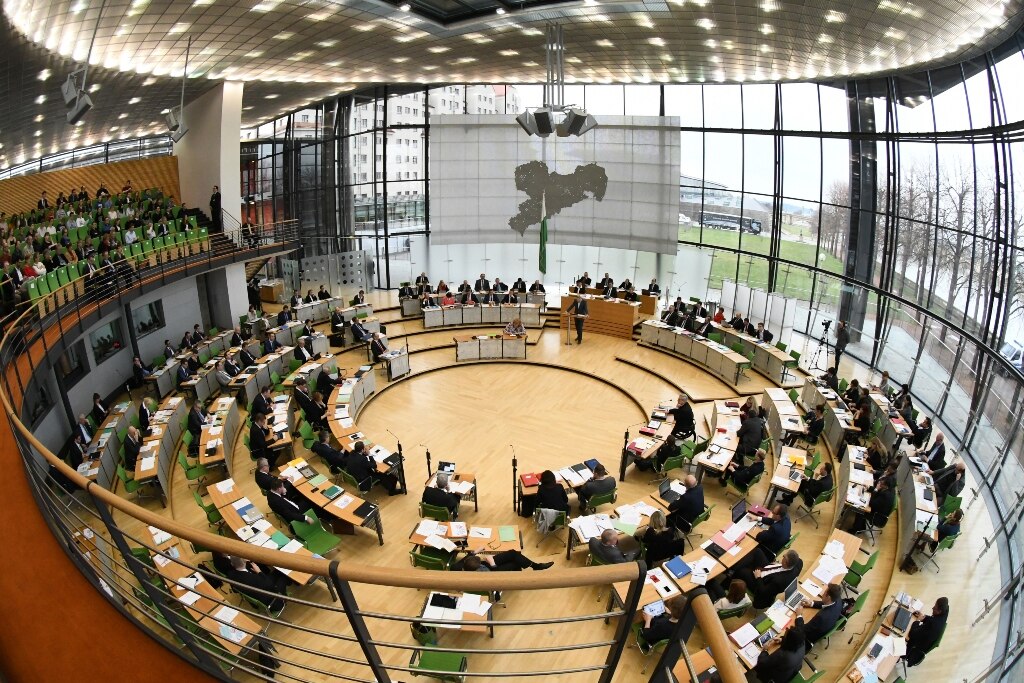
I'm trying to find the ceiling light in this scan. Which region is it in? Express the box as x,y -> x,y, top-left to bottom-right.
496,7 -> 505,14
143,77 -> 157,85
593,14 -> 610,21
759,44 -> 771,53
34,130 -> 42,136
118,113 -> 128,118
168,22 -> 190,34
192,0 -> 214,5
825,10 -> 846,22
596,39 -> 613,47
251,2 -> 277,11
129,97 -> 141,104
400,3 -> 411,10
392,57 -> 409,62
35,95 -> 46,104
34,114 -> 44,122
885,28 -> 906,39
307,11 -> 331,21
648,37 -> 665,47
428,46 -> 450,53
521,28 -> 542,36
38,69 -> 51,81
760,0 -> 778,10
705,39 -> 718,48
273,32 -> 293,40
760,23 -> 774,34
818,34 -> 834,43
71,2 -> 88,14
499,49 -> 519,56
316,40 -> 337,47
245,50 -> 263,58
109,126 -> 119,132
265,94 -> 279,99
696,18 -> 716,30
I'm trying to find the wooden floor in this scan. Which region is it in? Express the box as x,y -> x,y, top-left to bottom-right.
107,289 -> 1003,683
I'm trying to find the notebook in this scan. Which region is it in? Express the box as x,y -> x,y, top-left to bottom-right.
664,556 -> 692,579
520,472 -> 540,488
322,485 -> 343,500
353,501 -> 377,518
498,526 -> 517,542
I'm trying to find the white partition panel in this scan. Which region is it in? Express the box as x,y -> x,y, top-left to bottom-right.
751,288 -> 769,321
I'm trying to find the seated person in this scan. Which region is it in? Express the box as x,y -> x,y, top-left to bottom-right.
276,305 -> 292,326
919,433 -> 947,471
226,555 -> 290,613
503,317 -> 527,337
751,619 -> 806,683
588,528 -> 638,564
214,360 -> 232,388
713,579 -> 752,613
459,288 -> 477,305
820,367 -> 839,392
932,461 -> 966,502
535,469 -> 569,513
254,458 -> 302,502
785,405 -> 825,446
263,333 -> 282,354
347,441 -> 400,495
441,290 -> 457,306
422,472 -> 461,518
370,332 -> 389,362
849,477 -> 895,534
799,583 -> 844,650
634,434 -> 680,472
905,598 -> 949,667
249,411 -> 281,468
843,378 -> 863,405
932,508 -> 963,550
176,360 -> 195,386
636,510 -> 685,567
639,595 -> 688,644
720,448 -> 766,488
350,319 -> 371,343
732,549 -> 803,609
739,504 -> 791,563
668,394 -> 696,440
457,551 -> 553,572
781,462 -> 833,507
667,475 -> 704,532
575,464 -> 615,513
529,280 -> 546,293
266,480 -> 315,526
311,430 -> 347,471
251,385 -> 274,418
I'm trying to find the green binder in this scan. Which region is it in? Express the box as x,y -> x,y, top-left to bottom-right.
270,531 -> 289,548
308,474 -> 329,487
498,526 -> 517,542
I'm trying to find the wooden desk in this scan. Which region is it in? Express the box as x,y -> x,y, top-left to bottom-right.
423,303 -> 542,328
560,294 -> 640,340
420,591 -> 491,634
465,525 -> 523,553
718,325 -> 795,385
612,566 -> 683,617
765,447 -> 806,507
672,647 -> 720,682
577,286 -> 658,315
281,458 -> 385,545
639,320 -> 750,387
453,334 -> 526,361
694,433 -> 736,481
426,471 -> 478,512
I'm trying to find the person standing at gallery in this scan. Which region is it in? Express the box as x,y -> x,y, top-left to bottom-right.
565,281 -> 590,344
834,320 -> 850,369
209,185 -> 222,233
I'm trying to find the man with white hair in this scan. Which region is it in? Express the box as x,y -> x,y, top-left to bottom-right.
422,472 -> 461,519
588,528 -> 638,564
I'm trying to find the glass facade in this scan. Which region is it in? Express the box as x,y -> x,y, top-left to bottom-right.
241,31 -> 1024,672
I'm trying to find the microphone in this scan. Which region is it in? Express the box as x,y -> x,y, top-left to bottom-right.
386,428 -> 400,442
509,443 -> 518,463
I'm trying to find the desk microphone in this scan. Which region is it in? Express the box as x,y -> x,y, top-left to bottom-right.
509,443 -> 518,466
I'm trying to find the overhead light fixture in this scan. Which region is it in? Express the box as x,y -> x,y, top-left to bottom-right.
168,36 -> 192,143
515,24 -> 598,139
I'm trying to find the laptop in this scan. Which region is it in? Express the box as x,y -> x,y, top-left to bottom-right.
730,499 -> 747,524
783,578 -> 804,610
893,606 -> 913,632
438,461 -> 456,474
659,479 -> 681,504
313,352 -> 323,361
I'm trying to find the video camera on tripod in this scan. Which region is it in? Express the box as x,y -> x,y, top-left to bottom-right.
821,319 -> 832,334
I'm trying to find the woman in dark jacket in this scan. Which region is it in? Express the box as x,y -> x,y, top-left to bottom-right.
536,469 -> 569,513
752,621 -> 806,682
636,510 -> 684,567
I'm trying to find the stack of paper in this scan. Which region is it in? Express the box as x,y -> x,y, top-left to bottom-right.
139,455 -> 157,471
424,535 -> 458,552
730,622 -> 760,647
823,539 -> 846,559
558,467 -> 586,487
450,480 -> 474,495
148,525 -> 172,546
616,507 -> 641,526
213,605 -> 239,624
416,520 -> 442,537
457,593 -> 491,616
449,522 -> 468,537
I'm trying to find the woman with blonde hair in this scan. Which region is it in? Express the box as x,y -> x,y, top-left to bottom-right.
637,509 -> 684,566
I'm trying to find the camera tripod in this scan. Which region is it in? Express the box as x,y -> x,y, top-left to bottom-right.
808,323 -> 831,371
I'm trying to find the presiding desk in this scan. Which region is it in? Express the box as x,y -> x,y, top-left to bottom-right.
575,286 -> 659,316
560,294 -> 641,340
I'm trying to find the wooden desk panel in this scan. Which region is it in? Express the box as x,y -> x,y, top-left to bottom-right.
559,295 -> 640,340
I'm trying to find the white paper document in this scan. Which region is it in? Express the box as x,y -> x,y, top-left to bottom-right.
416,520 -> 441,537
469,526 -> 492,539
730,622 -> 760,647
215,479 -> 235,493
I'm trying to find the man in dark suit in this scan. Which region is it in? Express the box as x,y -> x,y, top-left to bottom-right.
415,272 -> 430,290
330,307 -> 346,336
293,379 -> 324,429
316,367 -> 339,396
276,305 -> 292,327
736,411 -> 764,461
163,340 -> 176,362
781,462 -> 833,507
251,386 -> 273,418
601,282 -> 617,298
177,362 -> 195,387
754,322 -> 774,343
226,554 -> 290,612
187,402 -> 207,443
254,458 -> 302,501
263,333 -> 283,355
588,529 -> 638,564
351,320 -> 371,343
422,472 -> 461,518
800,583 -> 844,649
300,320 -> 315,338
529,280 -> 545,293
370,333 -> 388,362
230,325 -> 248,347
180,330 -> 196,350
850,477 -> 895,534
493,278 -> 509,293
647,279 -> 660,295
138,399 -> 153,437
932,461 -> 966,502
239,346 -> 257,368
478,289 -> 498,305
667,475 -> 704,531
289,291 -> 303,308
566,287 -> 589,344
734,549 -> 803,609
721,448 -> 766,487
350,289 -> 366,305
920,433 -> 946,471
123,426 -> 142,471
209,185 -> 221,231
669,394 -> 695,440
311,431 -> 348,471
474,273 -> 490,292
752,503 -> 792,560
132,357 -> 153,387
459,289 -> 478,305
347,441 -> 399,494
224,354 -> 241,377
905,598 -> 949,667
90,393 -> 108,426
249,411 -> 280,467
398,283 -> 416,299
266,481 -> 313,528
294,339 -> 313,363
317,285 -> 331,300
598,273 -> 613,289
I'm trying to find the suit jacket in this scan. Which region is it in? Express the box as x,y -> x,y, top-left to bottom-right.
754,643 -> 805,683
351,322 -> 370,340
579,476 -> 615,503
133,363 -> 152,385
867,486 -> 896,527
251,394 -> 273,417
138,403 -> 152,434
311,442 -> 347,470
370,338 -> 388,360
755,328 -> 774,343
187,408 -> 206,437
737,416 -> 764,453
264,339 -> 282,354
478,292 -> 497,304
295,346 -> 313,363
303,294 -> 316,304
316,370 -> 338,396
91,403 -> 108,426
907,613 -> 947,663
751,557 -> 803,608
460,292 -> 478,305
75,422 -> 93,444
537,484 -> 570,513
733,460 -> 766,489
474,278 -> 490,291
224,360 -> 241,377
318,290 -> 331,300
215,370 -> 232,387
669,403 -> 695,433
276,310 -> 291,326
239,349 -> 257,367
330,312 -> 345,331
399,286 -> 415,298
567,297 -> 589,316
345,453 -> 377,487
668,485 -> 704,528
300,324 -> 315,338
123,436 -> 141,470
422,485 -> 460,513
249,423 -> 276,460
755,514 -> 792,556
602,285 -> 617,298
588,537 -> 635,564
267,490 -> 308,525
932,465 -> 964,499
925,442 -> 946,471
804,600 -> 844,644
802,473 -> 834,503
529,283 -> 546,293
294,388 -> 320,420
290,295 -> 302,307
493,282 -> 509,292
230,332 -> 244,346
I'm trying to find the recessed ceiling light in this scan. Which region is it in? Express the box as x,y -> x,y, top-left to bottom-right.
596,39 -> 613,47
400,3 -> 411,10
251,2 -> 277,11
326,60 -> 342,66
885,28 -> 906,39
143,78 -> 157,86
243,105 -> 254,110
428,46 -> 450,53
34,130 -> 42,136
273,32 -> 293,40
192,0 -> 214,5
265,94 -> 279,99
499,49 -> 519,56
705,39 -> 718,48
129,97 -> 141,104
119,113 -> 128,118
648,37 -> 665,47
521,27 -> 542,36
825,10 -> 846,22
316,40 -> 337,47
70,2 -> 88,14
307,11 -> 331,21
760,23 -> 774,34
455,57 -> 476,63
245,50 -> 264,58
593,14 -> 610,21
759,44 -> 771,53
35,95 -> 46,104
38,69 -> 51,81
168,22 -> 190,34
34,114 -> 44,122
818,34 -> 834,44
496,7 -> 505,14
109,126 -> 119,132
696,18 -> 716,30
760,0 -> 778,10
392,57 -> 409,63
89,83 -> 101,92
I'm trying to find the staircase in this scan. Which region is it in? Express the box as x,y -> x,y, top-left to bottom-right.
245,257 -> 272,281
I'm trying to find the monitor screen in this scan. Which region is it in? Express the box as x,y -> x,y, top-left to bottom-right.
783,578 -> 798,601
731,498 -> 747,524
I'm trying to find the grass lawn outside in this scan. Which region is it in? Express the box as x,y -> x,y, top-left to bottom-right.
679,225 -> 844,303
